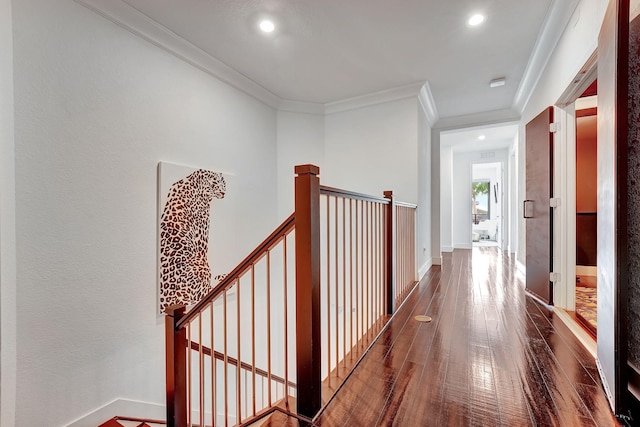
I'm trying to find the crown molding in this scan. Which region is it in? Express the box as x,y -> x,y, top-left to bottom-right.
418,82 -> 439,126
73,0 -> 281,109
324,82 -> 425,115
512,0 -> 581,114
434,108 -> 520,131
278,100 -> 325,115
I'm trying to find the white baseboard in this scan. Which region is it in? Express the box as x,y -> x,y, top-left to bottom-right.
66,398 -> 165,427
453,243 -> 472,250
432,256 -> 442,265
554,307 -> 596,358
419,258 -> 432,279
576,265 -> 597,276
441,246 -> 453,253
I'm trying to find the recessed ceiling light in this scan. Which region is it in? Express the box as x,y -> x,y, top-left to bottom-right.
490,77 -> 506,88
259,20 -> 275,33
468,14 -> 485,26
478,135 -> 486,140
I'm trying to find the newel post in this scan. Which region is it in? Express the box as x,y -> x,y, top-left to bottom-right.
165,305 -> 187,427
294,164 -> 322,418
384,191 -> 396,315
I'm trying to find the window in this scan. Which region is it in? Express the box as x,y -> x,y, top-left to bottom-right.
472,180 -> 490,224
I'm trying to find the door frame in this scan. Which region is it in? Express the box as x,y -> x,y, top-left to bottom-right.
553,51 -> 598,311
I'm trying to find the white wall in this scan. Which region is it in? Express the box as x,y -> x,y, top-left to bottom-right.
0,0 -> 17,425
431,129 -> 442,264
13,0 -> 279,425
451,153 -> 473,249
324,98 -> 418,204
439,145 -> 453,252
276,111 -> 325,218
324,97 -> 430,277
508,140 -> 519,253
417,101 -> 433,275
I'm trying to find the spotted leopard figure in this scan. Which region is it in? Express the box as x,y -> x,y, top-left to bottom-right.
159,169 -> 226,312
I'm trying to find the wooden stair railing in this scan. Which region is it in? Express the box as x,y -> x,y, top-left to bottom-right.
166,164 -> 418,427
166,212 -> 296,427
98,416 -> 166,427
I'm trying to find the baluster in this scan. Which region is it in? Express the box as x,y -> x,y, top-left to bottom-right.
266,250 -> 272,407
334,195 -> 339,374
384,191 -> 396,315
283,235 -> 289,409
251,263 -> 257,417
236,279 -> 241,424
223,290 -> 229,427
210,301 -> 216,427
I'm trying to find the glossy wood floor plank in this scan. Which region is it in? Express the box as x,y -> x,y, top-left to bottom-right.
311,248 -> 619,426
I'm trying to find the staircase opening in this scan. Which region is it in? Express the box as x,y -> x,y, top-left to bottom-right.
163,164 -> 420,426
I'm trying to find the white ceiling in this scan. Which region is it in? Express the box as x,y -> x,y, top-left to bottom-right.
441,123 -> 518,153
117,0 -> 555,119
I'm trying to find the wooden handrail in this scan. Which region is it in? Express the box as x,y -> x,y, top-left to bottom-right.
321,185 -> 416,208
188,341 -> 297,389
114,416 -> 167,425
320,185 -> 391,204
177,213 -> 295,329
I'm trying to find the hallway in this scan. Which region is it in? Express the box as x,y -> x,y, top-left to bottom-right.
309,248 -> 618,426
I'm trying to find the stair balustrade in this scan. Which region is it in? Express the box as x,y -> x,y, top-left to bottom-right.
165,164 -> 418,427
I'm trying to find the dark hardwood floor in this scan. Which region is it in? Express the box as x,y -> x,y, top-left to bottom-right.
310,248 -> 619,426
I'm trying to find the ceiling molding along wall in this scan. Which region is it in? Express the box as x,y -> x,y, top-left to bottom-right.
434,108 -> 521,132
512,0 -> 581,114
278,99 -> 325,115
418,82 -> 439,127
324,82 -> 425,115
73,0 -> 281,109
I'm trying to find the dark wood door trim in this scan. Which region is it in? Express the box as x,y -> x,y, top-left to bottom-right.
525,107 -> 554,305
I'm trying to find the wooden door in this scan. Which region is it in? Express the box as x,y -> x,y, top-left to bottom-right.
525,107 -> 554,305
597,0 -> 629,414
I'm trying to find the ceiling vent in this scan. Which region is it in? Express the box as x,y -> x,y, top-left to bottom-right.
480,151 -> 495,159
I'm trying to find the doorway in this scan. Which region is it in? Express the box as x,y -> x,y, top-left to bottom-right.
575,82 -> 598,337
439,124 -> 518,254
471,162 -> 501,247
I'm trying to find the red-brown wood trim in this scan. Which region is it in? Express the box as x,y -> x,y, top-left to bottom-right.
577,107 -> 598,117
165,305 -> 187,427
320,185 -> 390,204
177,213 -> 295,328
114,416 -> 167,424
294,164 -> 322,418
384,191 -> 396,315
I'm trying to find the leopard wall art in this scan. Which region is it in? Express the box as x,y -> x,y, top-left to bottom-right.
159,169 -> 226,312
